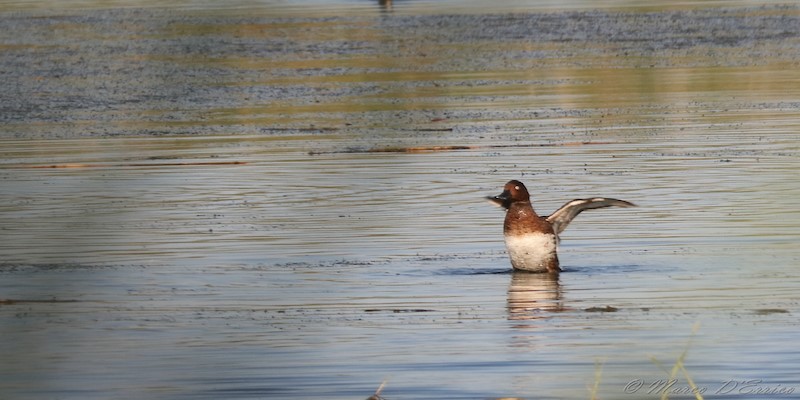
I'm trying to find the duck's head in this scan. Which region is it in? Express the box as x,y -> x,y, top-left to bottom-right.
488,180 -> 530,210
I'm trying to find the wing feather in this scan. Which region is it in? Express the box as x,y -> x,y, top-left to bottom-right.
545,198 -> 636,235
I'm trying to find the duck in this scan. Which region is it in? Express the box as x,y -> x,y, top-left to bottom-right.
488,180 -> 635,273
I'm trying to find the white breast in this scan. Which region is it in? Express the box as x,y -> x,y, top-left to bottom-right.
504,232 -> 558,272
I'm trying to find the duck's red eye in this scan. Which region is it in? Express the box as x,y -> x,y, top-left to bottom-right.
514,186 -> 520,190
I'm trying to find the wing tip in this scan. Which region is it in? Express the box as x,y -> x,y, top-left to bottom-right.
587,198 -> 637,208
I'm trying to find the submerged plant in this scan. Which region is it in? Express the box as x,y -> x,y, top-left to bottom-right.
649,323 -> 703,400
366,380 -> 388,400
589,359 -> 604,400
588,323 -> 703,400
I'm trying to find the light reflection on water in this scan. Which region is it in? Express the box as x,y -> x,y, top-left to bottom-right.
0,0 -> 794,15
3,128 -> 799,398
2,3 -> 800,400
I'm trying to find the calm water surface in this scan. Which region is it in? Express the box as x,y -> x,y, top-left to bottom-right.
1,2 -> 800,399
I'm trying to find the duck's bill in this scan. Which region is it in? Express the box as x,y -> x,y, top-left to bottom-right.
487,191 -> 511,209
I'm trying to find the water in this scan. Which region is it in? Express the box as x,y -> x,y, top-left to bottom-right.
2,2 -> 800,399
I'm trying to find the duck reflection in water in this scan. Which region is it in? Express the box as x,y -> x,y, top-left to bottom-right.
507,271 -> 563,321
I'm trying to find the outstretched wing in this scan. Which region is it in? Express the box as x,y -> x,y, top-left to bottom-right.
545,198 -> 636,235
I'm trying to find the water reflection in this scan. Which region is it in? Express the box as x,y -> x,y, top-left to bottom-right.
507,272 -> 563,321
2,4 -> 800,400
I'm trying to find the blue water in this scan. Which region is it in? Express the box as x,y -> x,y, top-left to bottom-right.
2,3 -> 800,399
